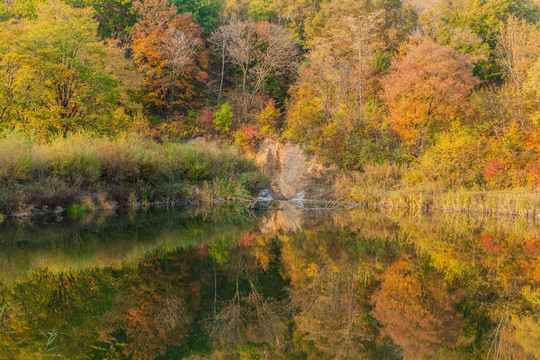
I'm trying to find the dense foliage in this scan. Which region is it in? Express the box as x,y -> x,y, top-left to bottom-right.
0,0 -> 539,190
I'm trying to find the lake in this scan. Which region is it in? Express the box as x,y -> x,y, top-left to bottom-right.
0,203 -> 539,359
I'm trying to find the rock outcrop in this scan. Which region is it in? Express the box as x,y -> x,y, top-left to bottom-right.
249,138 -> 337,198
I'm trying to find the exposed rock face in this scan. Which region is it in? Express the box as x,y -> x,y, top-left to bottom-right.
250,139 -> 336,198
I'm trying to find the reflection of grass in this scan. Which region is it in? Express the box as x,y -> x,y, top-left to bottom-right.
0,206 -> 258,284
37,331 -> 63,359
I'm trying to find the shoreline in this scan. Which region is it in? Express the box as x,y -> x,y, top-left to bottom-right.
3,188 -> 539,220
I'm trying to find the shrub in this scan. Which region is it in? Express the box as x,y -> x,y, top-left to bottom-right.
94,134 -> 164,184
0,132 -> 265,215
213,103 -> 233,133
235,125 -> 262,153
199,110 -> 214,132
412,129 -> 486,188
180,147 -> 213,181
258,99 -> 282,135
212,148 -> 255,175
238,171 -> 269,193
202,176 -> 250,201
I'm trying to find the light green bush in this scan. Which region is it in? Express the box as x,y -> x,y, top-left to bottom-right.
213,103 -> 233,133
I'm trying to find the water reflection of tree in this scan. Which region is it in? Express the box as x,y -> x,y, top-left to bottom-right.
206,251 -> 291,346
0,209 -> 539,359
122,252 -> 201,360
293,268 -> 370,359
371,256 -> 464,357
280,227 -> 402,359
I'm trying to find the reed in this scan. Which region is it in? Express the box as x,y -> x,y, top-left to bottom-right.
0,132 -> 265,217
335,163 -> 540,217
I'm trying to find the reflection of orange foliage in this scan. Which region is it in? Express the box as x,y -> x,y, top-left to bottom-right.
252,234 -> 275,271
520,238 -> 540,283
372,257 -> 464,357
239,231 -> 256,247
480,233 -> 502,252
123,253 -> 201,360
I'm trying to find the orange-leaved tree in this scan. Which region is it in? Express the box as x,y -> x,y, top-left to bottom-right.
381,36 -> 479,154
132,0 -> 208,119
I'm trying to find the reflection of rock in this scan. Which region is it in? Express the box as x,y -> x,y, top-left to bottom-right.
248,189 -> 273,209
250,139 -> 337,198
260,202 -> 304,234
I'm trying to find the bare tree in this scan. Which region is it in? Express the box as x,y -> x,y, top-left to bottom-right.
298,12 -> 382,130
496,16 -> 540,123
210,20 -> 299,119
212,20 -> 257,111
497,16 -> 540,96
342,11 -> 383,128
161,28 -> 199,116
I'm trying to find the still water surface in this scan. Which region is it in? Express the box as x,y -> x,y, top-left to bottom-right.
0,204 -> 539,359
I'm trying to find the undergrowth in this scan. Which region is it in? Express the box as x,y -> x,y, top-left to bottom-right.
0,132 -> 268,216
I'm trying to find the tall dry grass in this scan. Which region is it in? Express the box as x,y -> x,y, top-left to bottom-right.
334,162 -> 540,217
0,132 -> 265,216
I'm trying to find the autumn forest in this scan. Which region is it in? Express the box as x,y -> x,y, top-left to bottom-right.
1,0 -> 540,359
0,0 -> 539,203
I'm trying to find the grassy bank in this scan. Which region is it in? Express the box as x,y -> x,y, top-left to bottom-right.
334,164 -> 540,217
0,132 -> 267,217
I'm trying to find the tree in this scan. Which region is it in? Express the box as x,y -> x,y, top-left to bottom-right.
496,15 -> 540,99
380,36 -> 479,153
63,0 -> 138,40
210,20 -> 299,119
524,57 -> 540,124
0,22 -> 32,123
0,0 -> 46,20
161,27 -> 199,116
268,0 -> 326,43
132,0 -> 208,118
0,1 -> 141,136
21,0 -> 131,134
305,0 -> 417,49
343,12 -> 383,128
213,102 -> 233,132
421,0 -> 512,81
169,0 -> 223,34
298,10 -> 383,128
